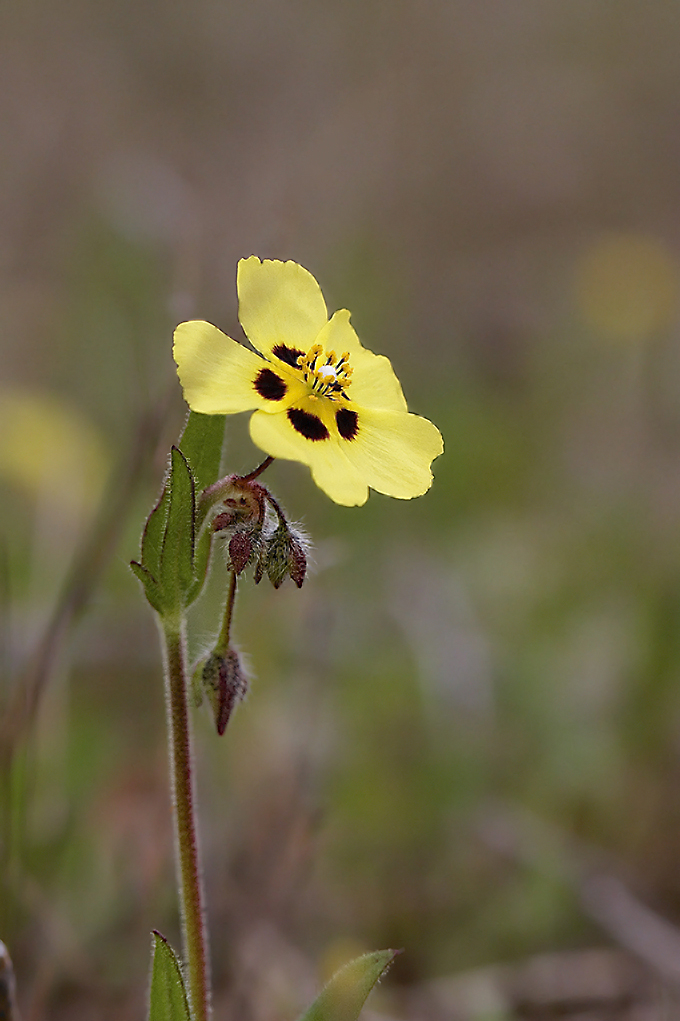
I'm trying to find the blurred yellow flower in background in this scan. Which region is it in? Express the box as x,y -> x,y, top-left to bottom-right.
174,257 -> 443,506
0,388 -> 109,520
574,232 -> 680,342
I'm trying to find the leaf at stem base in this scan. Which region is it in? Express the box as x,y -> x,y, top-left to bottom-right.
148,931 -> 191,1021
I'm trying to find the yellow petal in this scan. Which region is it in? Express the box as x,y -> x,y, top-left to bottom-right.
315,310 -> 407,412
249,409 -> 369,506
173,321 -> 270,413
341,408 -> 444,499
237,257 -> 329,358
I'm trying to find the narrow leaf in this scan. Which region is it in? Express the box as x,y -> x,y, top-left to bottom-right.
140,479 -> 170,580
148,931 -> 191,1021
296,949 -> 400,1021
159,446 -> 196,607
130,560 -> 166,614
179,413 -> 224,605
179,411 -> 226,493
185,527 -> 213,606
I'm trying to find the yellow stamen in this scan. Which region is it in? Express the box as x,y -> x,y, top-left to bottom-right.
296,343 -> 354,400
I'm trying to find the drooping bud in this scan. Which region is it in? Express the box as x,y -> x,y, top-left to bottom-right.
210,477 -> 269,576
207,472 -> 310,588
201,473 -> 267,528
288,530 -> 307,588
253,542 -> 267,585
265,523 -> 290,589
264,521 -> 308,588
194,647 -> 248,735
228,530 -> 254,575
212,509 -> 237,531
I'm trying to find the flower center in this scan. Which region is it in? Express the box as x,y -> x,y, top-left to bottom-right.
296,344 -> 353,401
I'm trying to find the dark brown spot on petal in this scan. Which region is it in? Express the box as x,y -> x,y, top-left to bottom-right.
287,407 -> 329,440
254,368 -> 287,401
336,408 -> 359,440
273,344 -> 305,368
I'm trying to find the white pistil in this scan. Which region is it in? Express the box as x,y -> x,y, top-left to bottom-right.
296,344 -> 353,400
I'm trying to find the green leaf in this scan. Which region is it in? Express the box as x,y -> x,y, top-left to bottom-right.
296,950 -> 400,1021
179,412 -> 225,605
185,527 -> 212,606
133,414 -> 224,614
159,446 -> 196,608
129,560 -> 166,614
148,931 -> 191,1021
179,411 -> 226,493
141,483 -> 171,582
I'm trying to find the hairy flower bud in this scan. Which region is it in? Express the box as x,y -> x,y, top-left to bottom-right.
228,530 -> 254,575
194,647 -> 248,735
208,475 -> 310,587
288,530 -> 307,588
263,521 -> 308,589
203,474 -> 267,528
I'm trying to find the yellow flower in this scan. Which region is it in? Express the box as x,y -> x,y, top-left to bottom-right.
173,257 -> 443,506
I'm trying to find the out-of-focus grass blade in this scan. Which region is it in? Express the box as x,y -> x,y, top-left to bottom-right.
296,949 -> 400,1021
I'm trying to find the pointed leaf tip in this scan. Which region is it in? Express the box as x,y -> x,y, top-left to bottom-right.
296,948 -> 400,1021
148,931 -> 191,1021
130,560 -> 166,614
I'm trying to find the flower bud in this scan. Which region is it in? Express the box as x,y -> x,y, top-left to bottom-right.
194,648 -> 248,735
228,530 -> 254,575
264,522 -> 308,588
203,474 -> 267,527
288,531 -> 307,588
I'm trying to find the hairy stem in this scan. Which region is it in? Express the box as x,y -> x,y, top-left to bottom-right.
160,616 -> 211,1021
214,570 -> 238,657
238,455 -> 275,482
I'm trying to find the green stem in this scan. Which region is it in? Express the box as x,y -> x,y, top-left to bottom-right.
238,455 -> 275,482
214,570 -> 238,656
160,616 -> 211,1021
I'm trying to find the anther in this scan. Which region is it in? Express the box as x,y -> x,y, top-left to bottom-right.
295,343 -> 354,399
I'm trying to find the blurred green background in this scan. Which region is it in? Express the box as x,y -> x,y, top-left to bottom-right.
3,1 -> 680,1018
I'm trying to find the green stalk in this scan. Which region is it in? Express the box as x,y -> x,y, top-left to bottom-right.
213,570 -> 237,657
160,616 -> 211,1021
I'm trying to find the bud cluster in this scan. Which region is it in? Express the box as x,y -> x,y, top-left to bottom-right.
210,475 -> 308,588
